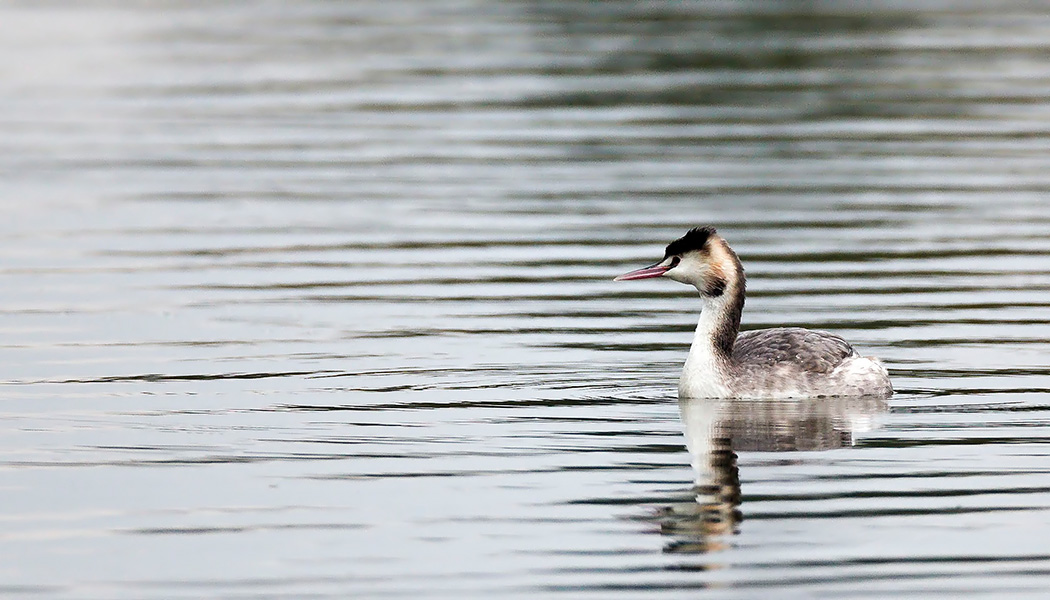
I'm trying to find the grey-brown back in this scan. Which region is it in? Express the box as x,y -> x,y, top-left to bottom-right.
731,327 -> 857,373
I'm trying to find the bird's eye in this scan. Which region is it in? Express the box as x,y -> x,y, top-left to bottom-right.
669,256 -> 681,268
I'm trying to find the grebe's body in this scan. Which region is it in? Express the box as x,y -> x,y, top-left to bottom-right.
616,227 -> 892,399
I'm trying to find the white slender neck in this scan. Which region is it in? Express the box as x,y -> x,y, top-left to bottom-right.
688,293 -> 738,366
679,292 -> 743,398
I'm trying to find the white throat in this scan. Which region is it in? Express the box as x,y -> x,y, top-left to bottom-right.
679,294 -> 734,398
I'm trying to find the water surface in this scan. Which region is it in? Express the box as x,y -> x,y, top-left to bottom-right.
3,2 -> 1050,598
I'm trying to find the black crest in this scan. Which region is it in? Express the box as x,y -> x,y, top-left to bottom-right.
664,226 -> 716,258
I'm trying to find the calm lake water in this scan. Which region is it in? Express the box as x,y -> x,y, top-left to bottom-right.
4,1 -> 1050,598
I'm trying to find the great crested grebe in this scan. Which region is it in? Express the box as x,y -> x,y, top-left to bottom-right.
616,227 -> 892,399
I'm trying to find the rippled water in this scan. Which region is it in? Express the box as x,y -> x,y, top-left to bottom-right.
4,1 -> 1050,598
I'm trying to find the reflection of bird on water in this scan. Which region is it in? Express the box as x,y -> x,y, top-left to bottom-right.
616,227 -> 892,399
660,395 -> 888,554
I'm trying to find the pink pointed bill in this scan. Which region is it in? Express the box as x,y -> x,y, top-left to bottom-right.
614,263 -> 670,281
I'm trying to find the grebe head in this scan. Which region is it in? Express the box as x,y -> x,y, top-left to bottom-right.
615,226 -> 740,298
